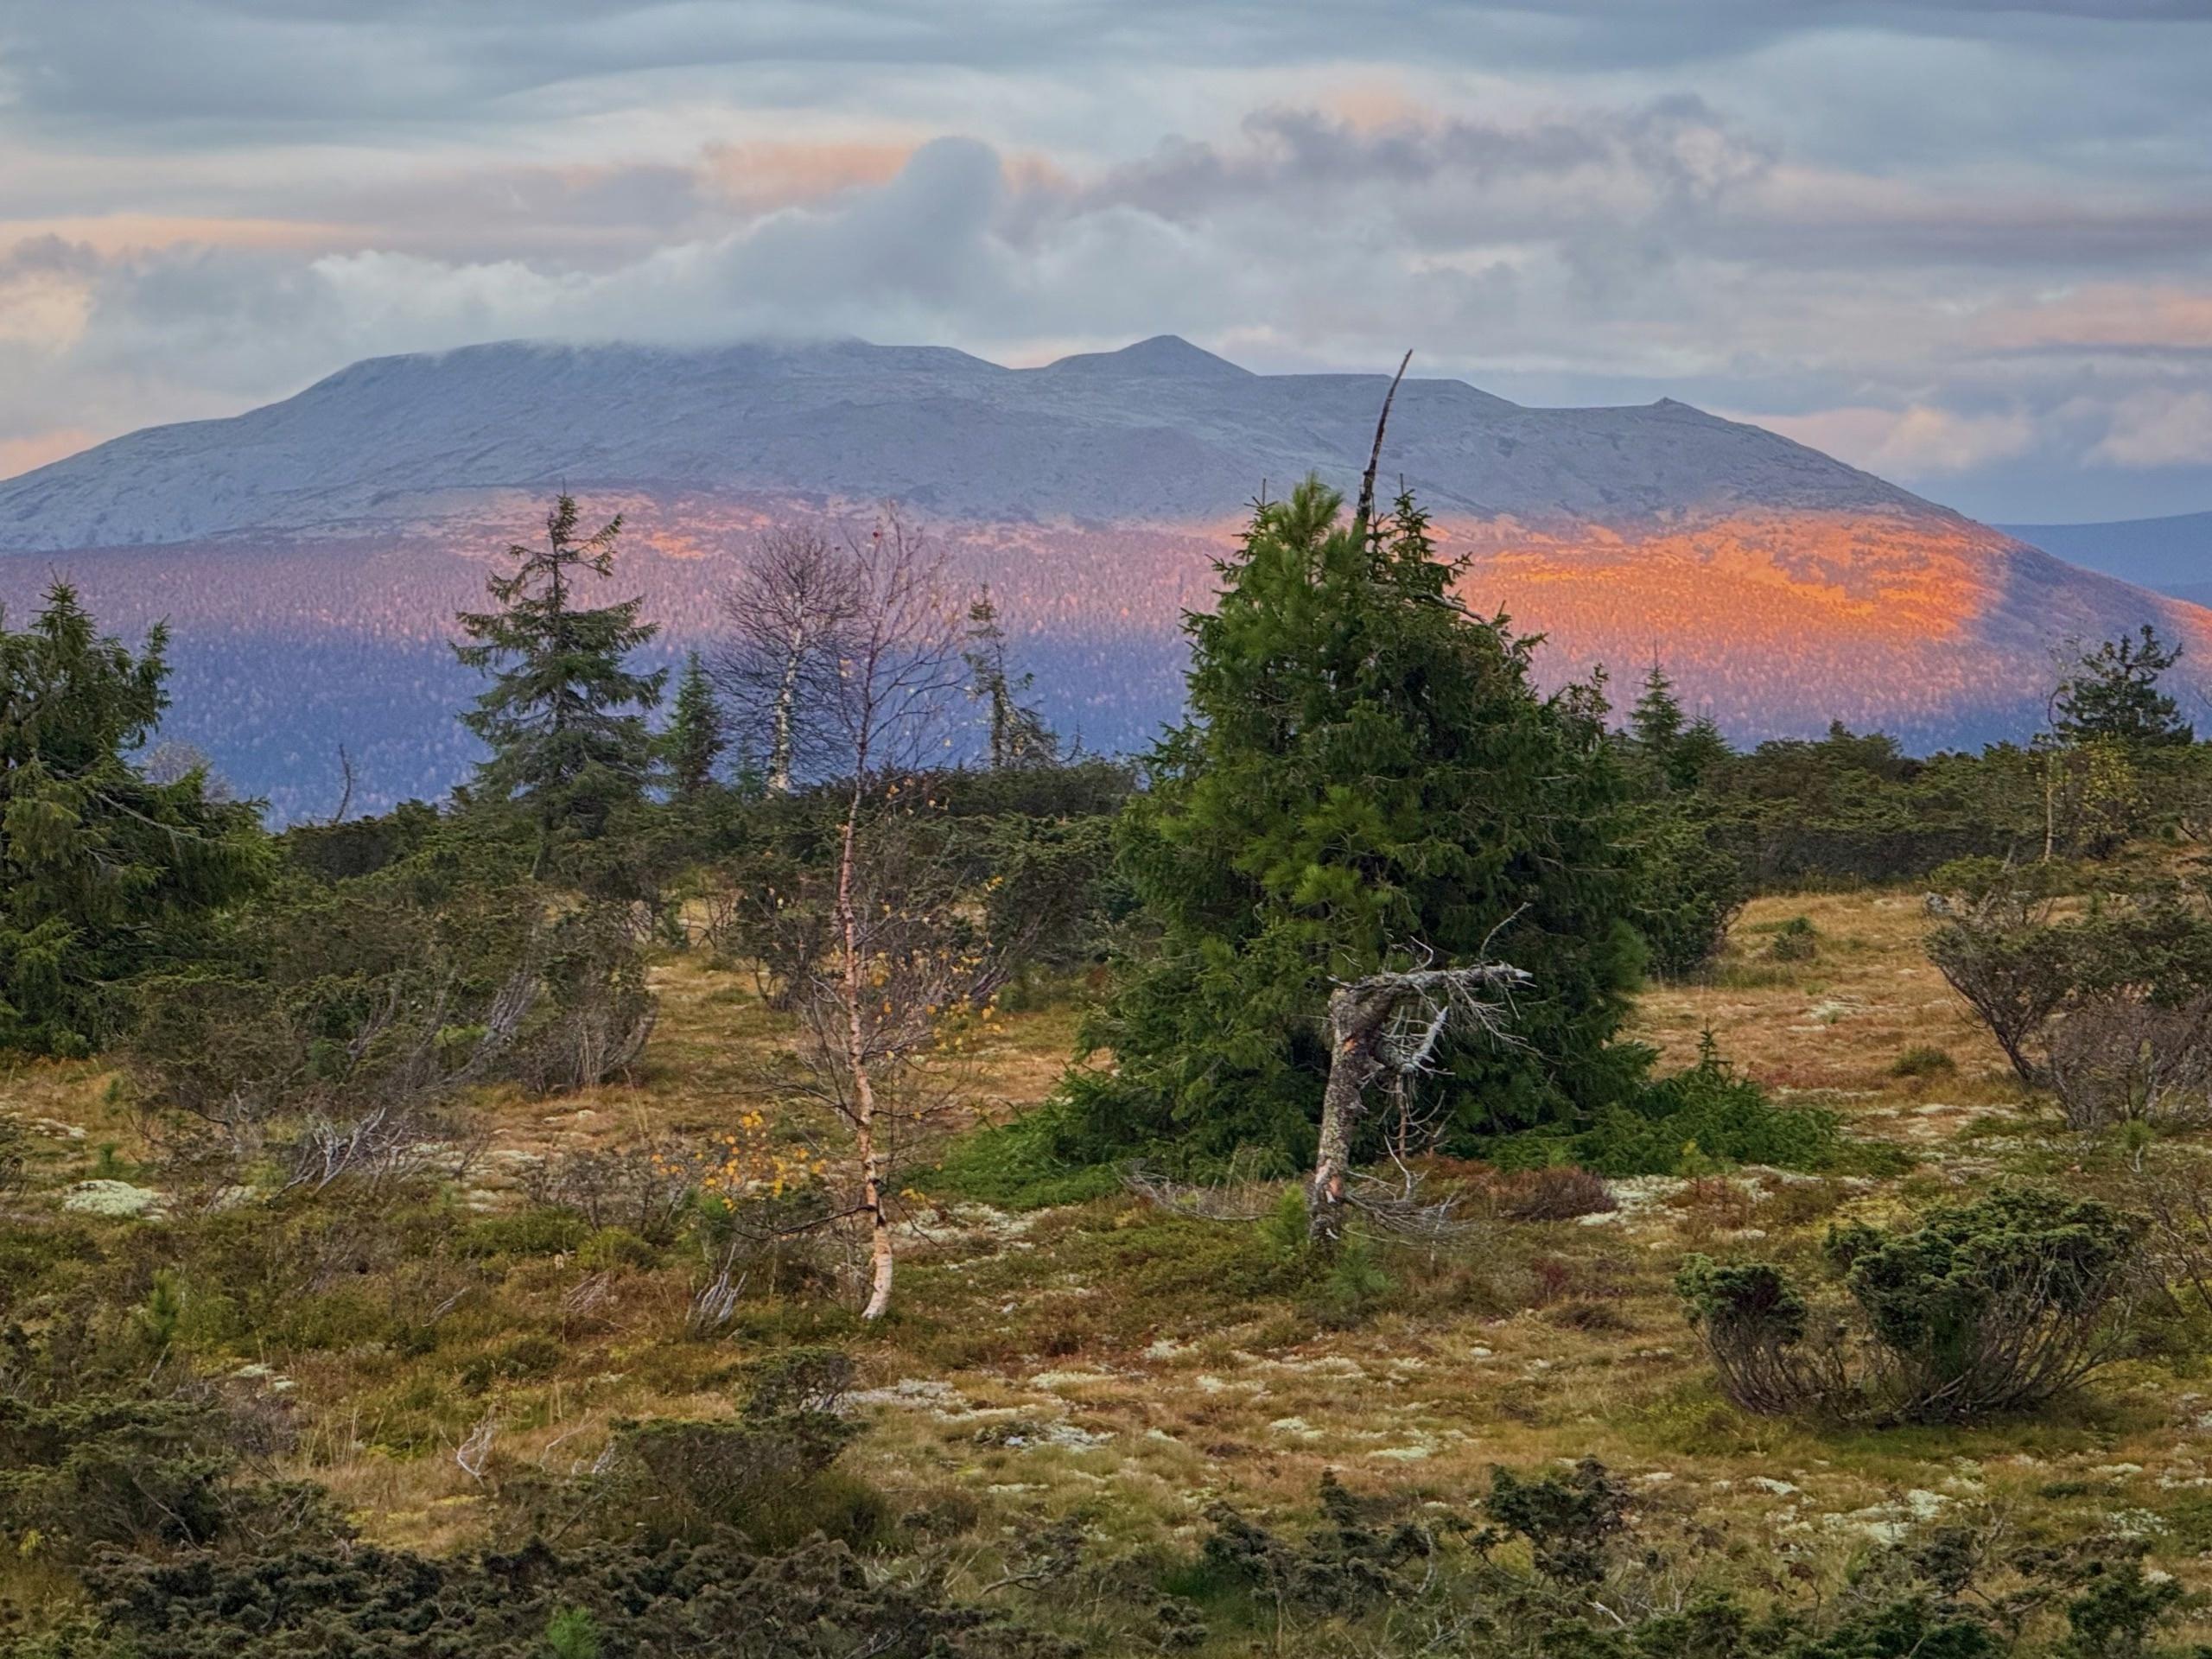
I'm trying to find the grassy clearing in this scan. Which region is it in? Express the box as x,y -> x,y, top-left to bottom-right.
8,888 -> 2212,1644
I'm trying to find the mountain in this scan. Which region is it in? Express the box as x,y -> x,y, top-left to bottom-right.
3,335 -> 2207,819
1997,511 -> 2212,609
1,334 -> 1934,544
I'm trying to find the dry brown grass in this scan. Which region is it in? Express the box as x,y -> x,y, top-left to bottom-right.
12,893 -> 2212,1622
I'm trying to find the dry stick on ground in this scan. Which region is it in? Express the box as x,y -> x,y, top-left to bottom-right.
1308,960 -> 1530,1243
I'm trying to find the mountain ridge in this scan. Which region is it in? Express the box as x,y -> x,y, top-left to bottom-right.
0,334 -> 2205,820
0,334 -> 1940,550
1998,510 -> 2212,608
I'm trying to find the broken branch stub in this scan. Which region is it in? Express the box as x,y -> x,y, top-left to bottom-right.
1306,962 -> 1529,1243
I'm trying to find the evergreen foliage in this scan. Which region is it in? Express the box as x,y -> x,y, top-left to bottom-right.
1490,1035 -> 1840,1175
1059,480 -> 1646,1166
2051,626 -> 2192,748
0,584 -> 268,1056
455,496 -> 665,866
1681,1187 -> 2143,1423
964,587 -> 1057,769
1628,661 -> 1686,773
662,651 -> 727,799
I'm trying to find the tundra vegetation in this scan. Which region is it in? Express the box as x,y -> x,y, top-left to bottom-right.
10,480 -> 2212,1656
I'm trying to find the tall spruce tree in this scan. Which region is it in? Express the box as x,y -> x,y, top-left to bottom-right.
455,495 -> 666,867
1062,478 -> 1646,1166
1629,660 -> 1686,760
663,651 -> 727,799
0,583 -> 268,1055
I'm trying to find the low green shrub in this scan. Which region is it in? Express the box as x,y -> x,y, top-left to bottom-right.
575,1226 -> 659,1272
1493,1039 -> 1840,1176
27,1533 -> 1065,1658
1764,915 -> 1821,962
1891,1045 -> 1959,1080
0,1392 -> 341,1563
1483,1458 -> 1630,1584
928,1108 -> 1127,1210
1679,1185 -> 2144,1423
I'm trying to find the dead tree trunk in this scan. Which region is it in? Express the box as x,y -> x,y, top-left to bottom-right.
1307,963 -> 1529,1244
1310,981 -> 1400,1243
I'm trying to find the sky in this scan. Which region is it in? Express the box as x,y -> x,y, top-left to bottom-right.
3,0 -> 2210,524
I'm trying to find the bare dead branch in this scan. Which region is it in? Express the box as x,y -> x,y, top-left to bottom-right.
1355,349 -> 1414,533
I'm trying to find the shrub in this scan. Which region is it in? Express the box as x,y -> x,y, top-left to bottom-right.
929,1107 -> 1128,1210
742,1347 -> 856,1418
460,1208 -> 590,1260
1676,1256 -> 1847,1415
1832,1186 -> 2143,1422
1312,1236 -> 1393,1325
0,1392 -> 340,1563
1926,868 -> 2212,1098
573,1347 -> 877,1550
575,1227 -> 660,1272
2048,995 -> 2212,1130
589,1415 -> 881,1551
1891,1045 -> 1958,1080
1498,1038 -> 1840,1176
1679,1187 -> 2144,1423
1765,915 -> 1821,962
1498,1166 -> 1616,1222
50,1533 -> 1065,1658
1198,1471 -> 1434,1615
1924,876 -> 2082,1088
524,1143 -> 696,1241
0,1114 -> 28,1197
1482,1458 -> 1630,1584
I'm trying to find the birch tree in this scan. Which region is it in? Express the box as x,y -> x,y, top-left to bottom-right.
728,508 -> 987,1320
714,526 -> 857,795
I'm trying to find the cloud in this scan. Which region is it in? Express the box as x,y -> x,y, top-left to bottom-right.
3,2 -> 2199,139
1751,404 -> 2040,479
0,235 -> 98,348
1980,283 -> 2212,353
6,0 -> 2212,521
2092,388 -> 2212,468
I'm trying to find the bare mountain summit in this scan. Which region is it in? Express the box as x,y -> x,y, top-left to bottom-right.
0,335 -> 2203,817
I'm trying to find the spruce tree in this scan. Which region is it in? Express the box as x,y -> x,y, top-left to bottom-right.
1063,479 -> 1646,1166
0,583 -> 268,1055
663,651 -> 726,798
1629,660 -> 1686,760
455,495 -> 665,866
964,587 -> 1057,768
2051,625 -> 2192,747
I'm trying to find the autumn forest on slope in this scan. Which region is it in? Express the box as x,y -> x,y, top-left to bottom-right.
2,335 -> 2207,818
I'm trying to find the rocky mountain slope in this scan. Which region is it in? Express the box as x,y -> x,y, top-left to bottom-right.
0,335 -> 2203,817
0,335 -> 1934,544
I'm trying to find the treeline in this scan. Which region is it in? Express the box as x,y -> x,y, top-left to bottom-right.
3,484 -> 2203,1251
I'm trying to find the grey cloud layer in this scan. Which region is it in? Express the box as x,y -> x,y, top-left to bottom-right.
5,2 -> 2198,131
3,1 -> 2210,518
